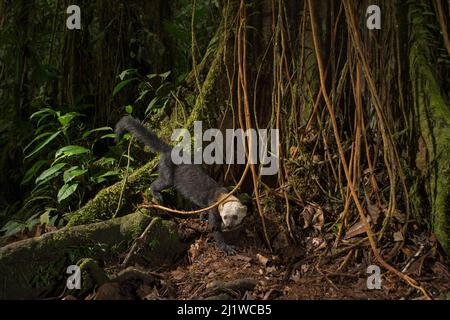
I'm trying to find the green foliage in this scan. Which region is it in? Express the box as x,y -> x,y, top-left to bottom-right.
0,0 -> 221,238
1,107 -> 125,238
0,209 -> 58,239
114,69 -> 179,117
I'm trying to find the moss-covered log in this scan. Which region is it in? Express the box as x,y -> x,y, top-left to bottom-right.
0,212 -> 185,299
65,158 -> 158,227
410,0 -> 450,254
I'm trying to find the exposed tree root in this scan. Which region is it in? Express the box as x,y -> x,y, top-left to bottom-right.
0,213 -> 186,299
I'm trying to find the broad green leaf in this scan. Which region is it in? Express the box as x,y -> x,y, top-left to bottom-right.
97,170 -> 120,178
113,79 -> 137,97
36,113 -> 54,127
49,215 -> 58,226
58,112 -> 81,126
23,196 -> 54,209
118,69 -> 137,81
35,163 -> 66,184
162,98 -> 171,110
82,127 -> 112,139
92,170 -> 120,184
25,213 -> 41,231
21,160 -> 48,185
34,123 -> 54,136
25,219 -> 40,231
24,131 -> 54,153
42,208 -> 57,225
63,166 -> 88,183
30,108 -> 57,121
136,89 -> 150,102
145,97 -> 159,115
40,211 -> 50,225
90,126 -> 113,133
100,133 -> 117,140
0,221 -> 26,237
55,145 -> 90,158
25,131 -> 61,159
57,183 -> 79,203
159,71 -> 171,79
97,157 -> 117,166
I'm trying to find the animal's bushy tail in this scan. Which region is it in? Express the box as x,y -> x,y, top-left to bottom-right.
115,116 -> 171,153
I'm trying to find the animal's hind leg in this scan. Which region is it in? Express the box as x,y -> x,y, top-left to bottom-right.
150,154 -> 173,203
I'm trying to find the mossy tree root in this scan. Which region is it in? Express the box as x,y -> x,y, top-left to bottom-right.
65,158 -> 158,227
410,0 -> 450,254
0,213 -> 185,299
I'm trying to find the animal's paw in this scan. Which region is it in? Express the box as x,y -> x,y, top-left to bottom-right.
218,243 -> 237,255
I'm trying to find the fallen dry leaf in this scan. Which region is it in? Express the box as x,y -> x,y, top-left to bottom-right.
300,204 -> 324,231
266,266 -> 277,274
394,231 -> 404,242
256,254 -> 269,267
301,264 -> 309,273
291,270 -> 301,283
312,155 -> 322,163
393,210 -> 407,223
188,239 -> 203,262
171,268 -> 185,281
344,221 -> 368,240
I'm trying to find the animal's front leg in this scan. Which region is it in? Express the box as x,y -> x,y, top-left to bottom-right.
150,154 -> 173,203
213,231 -> 237,254
208,210 -> 236,254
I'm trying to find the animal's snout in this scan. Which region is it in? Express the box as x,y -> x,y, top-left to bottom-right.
219,200 -> 247,231
224,214 -> 239,227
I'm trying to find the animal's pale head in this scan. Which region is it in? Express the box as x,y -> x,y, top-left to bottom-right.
219,200 -> 247,231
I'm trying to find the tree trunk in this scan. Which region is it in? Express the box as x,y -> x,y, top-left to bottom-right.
410,0 -> 450,254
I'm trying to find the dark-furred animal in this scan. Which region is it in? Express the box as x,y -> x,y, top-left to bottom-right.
115,116 -> 247,253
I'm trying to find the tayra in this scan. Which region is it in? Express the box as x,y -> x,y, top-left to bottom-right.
115,116 -> 247,253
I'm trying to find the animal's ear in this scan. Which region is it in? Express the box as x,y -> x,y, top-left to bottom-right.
239,205 -> 248,216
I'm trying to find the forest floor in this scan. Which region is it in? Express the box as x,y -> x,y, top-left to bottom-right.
78,213 -> 450,300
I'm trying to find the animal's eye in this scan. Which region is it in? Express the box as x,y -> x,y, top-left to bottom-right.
232,215 -> 238,221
